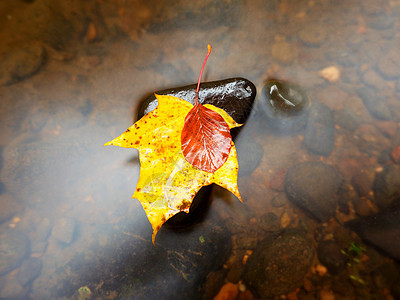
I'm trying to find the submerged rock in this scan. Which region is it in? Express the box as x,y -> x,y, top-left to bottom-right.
304,102 -> 335,156
317,240 -> 346,275
236,137 -> 263,177
0,193 -> 21,224
51,217 -> 76,245
285,161 -> 342,222
372,165 -> 400,210
357,87 -> 392,120
157,215 -> 231,290
258,80 -> 310,133
0,43 -> 45,86
334,107 -> 361,131
346,203 -> 400,261
0,230 -> 30,275
17,257 -> 43,286
243,229 -> 314,298
298,25 -> 327,47
0,275 -> 28,300
376,49 -> 400,80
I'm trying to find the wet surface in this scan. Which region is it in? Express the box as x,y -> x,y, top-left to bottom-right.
1,0 -> 400,299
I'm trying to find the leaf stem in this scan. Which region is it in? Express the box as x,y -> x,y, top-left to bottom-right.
195,44 -> 212,105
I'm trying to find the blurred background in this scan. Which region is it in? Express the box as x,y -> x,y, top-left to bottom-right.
1,0 -> 400,299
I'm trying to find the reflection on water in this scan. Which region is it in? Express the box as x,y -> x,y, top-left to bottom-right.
1,0 -> 400,299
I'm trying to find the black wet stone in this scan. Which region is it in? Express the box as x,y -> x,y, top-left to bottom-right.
285,161 -> 342,222
317,240 -> 346,275
258,80 -> 310,133
137,77 -> 256,124
17,257 -> 43,286
243,229 -> 314,298
0,230 -> 30,275
346,203 -> 400,261
357,87 -> 392,120
372,165 -> 400,210
304,102 -> 335,156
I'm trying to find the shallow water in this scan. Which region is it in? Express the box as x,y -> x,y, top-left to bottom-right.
1,0 -> 400,299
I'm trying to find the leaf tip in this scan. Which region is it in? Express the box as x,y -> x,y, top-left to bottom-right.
103,141 -> 113,146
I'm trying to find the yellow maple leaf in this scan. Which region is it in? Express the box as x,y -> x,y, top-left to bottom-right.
105,94 -> 242,243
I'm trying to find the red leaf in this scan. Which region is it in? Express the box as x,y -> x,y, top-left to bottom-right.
181,102 -> 232,173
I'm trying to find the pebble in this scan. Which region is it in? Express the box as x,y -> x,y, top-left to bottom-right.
0,193 -> 21,224
298,25 -> 327,47
315,264 -> 328,276
375,121 -> 397,138
227,261 -> 245,283
366,11 -> 396,30
271,40 -> 296,64
0,275 -> 28,299
334,108 -> 361,131
280,212 -> 291,228
325,49 -> 359,68
203,270 -> 227,299
362,69 -> 386,90
318,66 -> 340,82
0,230 -> 30,275
214,282 -> 238,300
285,161 -> 342,222
269,169 -> 286,191
351,169 -> 375,198
391,145 -> 400,163
376,49 -> 400,80
35,218 -> 52,241
243,229 -> 314,298
319,288 -> 335,300
346,205 -> 400,261
156,216 -> 232,291
0,43 -> 45,85
353,197 -> 373,217
31,241 -> 48,254
357,87 -> 392,120
271,193 -> 287,208
372,164 -> 400,210
317,240 -> 346,275
1,126 -> 101,204
17,257 -> 43,286
304,102 -> 335,156
257,212 -> 280,232
51,217 -> 76,244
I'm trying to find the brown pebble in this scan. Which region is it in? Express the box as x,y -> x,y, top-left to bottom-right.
319,66 -> 340,82
316,264 -> 327,276
353,197 -> 373,217
303,278 -> 313,292
214,282 -> 238,300
86,22 -> 97,42
391,145 -> 400,163
280,212 -> 291,228
238,289 -> 253,300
